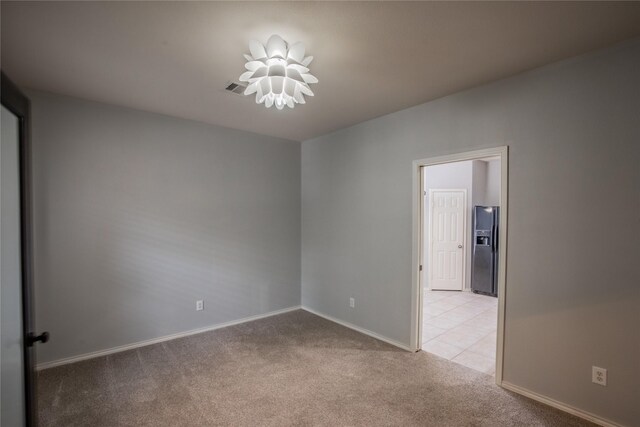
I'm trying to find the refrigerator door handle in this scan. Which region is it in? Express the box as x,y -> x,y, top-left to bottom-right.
492,225 -> 498,252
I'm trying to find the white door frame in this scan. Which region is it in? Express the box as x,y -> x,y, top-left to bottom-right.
426,189 -> 467,292
410,146 -> 508,385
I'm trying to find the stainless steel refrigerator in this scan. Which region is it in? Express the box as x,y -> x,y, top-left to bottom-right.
471,206 -> 499,297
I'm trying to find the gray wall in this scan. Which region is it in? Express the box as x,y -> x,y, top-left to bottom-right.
302,40 -> 640,425
471,160 -> 487,209
30,91 -> 301,364
471,159 -> 501,208
485,159 -> 501,206
423,161 -> 473,291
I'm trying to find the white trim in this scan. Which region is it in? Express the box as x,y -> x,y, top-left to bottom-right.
496,147 -> 508,386
419,166 -> 425,291
36,305 -> 301,370
427,188 -> 467,292
501,382 -> 623,427
410,146 -> 509,387
301,306 -> 414,352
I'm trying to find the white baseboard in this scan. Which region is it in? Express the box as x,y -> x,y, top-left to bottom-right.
301,306 -> 414,352
36,305 -> 301,370
501,381 -> 623,427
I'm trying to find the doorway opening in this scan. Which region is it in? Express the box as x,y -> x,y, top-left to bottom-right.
410,147 -> 508,384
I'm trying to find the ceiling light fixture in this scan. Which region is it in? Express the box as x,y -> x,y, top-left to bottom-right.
239,35 -> 318,110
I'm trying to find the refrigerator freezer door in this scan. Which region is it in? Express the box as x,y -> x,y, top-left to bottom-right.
472,245 -> 494,294
471,206 -> 499,297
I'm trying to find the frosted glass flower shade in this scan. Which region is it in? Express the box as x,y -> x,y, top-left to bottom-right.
239,35 -> 318,110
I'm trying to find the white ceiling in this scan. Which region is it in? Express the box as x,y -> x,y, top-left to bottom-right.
2,2 -> 640,141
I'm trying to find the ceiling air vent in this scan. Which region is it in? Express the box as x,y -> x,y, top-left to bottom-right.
224,81 -> 247,96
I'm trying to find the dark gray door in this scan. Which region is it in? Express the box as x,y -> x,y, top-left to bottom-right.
1,98 -> 27,427
1,72 -> 48,427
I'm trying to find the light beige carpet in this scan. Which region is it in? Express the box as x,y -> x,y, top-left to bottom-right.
38,310 -> 593,426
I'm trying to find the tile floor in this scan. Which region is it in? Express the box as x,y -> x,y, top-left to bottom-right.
422,290 -> 498,375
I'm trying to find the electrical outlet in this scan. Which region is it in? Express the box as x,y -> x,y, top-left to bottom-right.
196,300 -> 204,311
349,297 -> 355,308
592,366 -> 607,386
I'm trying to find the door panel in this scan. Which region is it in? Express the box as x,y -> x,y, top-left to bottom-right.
471,246 -> 493,294
429,190 -> 465,291
1,105 -> 26,426
2,72 -> 42,427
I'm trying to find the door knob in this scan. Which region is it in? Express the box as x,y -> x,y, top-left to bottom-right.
458,245 -> 463,248
27,331 -> 49,346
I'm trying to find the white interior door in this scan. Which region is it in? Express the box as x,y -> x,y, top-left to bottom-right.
429,190 -> 465,291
